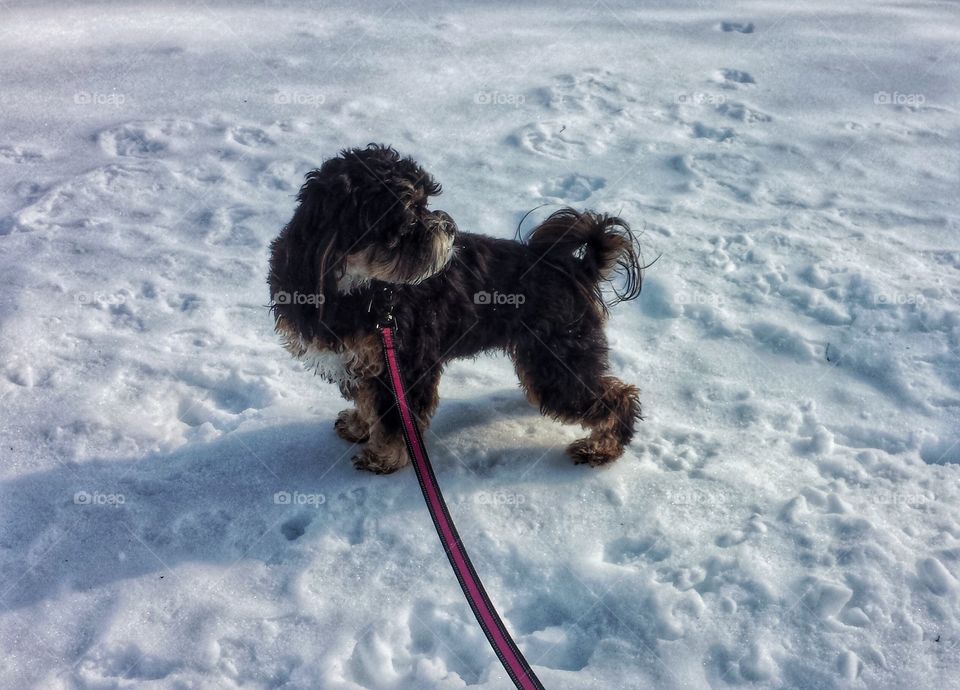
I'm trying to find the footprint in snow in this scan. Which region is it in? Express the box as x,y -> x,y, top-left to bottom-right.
540,68 -> 637,118
97,120 -> 196,157
919,435 -> 959,465
512,69 -> 634,159
408,600 -> 488,683
716,100 -> 772,123
536,173 -> 606,201
195,205 -> 261,248
0,145 -> 45,164
280,512 -> 313,541
712,68 -> 756,89
509,121 -> 608,160
226,125 -> 275,148
715,514 -> 767,548
690,122 -> 736,142
604,535 -> 671,565
718,21 -> 755,33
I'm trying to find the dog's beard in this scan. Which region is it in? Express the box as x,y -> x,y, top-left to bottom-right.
339,230 -> 455,292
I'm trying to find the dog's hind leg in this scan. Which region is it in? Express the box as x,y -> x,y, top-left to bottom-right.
513,345 -> 641,467
565,375 -> 641,466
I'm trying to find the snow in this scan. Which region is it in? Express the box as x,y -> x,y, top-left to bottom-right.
1,1 -> 959,688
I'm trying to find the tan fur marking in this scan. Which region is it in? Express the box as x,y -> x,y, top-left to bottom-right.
568,377 -> 640,467
340,233 -> 454,286
512,355 -> 542,408
352,427 -> 409,474
334,409 -> 369,443
341,334 -> 384,379
274,315 -> 305,358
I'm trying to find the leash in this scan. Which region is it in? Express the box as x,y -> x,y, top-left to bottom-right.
379,323 -> 546,690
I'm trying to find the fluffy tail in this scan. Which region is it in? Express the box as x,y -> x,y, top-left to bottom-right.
526,208 -> 643,310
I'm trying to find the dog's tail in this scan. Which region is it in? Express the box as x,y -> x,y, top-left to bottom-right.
525,208 -> 644,310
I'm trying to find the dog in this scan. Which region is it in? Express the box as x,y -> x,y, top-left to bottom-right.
268,144 -> 643,473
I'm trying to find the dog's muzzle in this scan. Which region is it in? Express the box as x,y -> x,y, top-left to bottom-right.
433,210 -> 457,238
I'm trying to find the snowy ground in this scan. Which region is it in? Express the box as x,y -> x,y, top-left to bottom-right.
1,1 -> 959,688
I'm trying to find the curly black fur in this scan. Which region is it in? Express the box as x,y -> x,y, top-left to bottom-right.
268,144 -> 643,473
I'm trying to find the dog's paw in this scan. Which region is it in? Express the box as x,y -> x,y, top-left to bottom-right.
335,409 -> 370,443
567,437 -> 623,467
352,446 -> 407,474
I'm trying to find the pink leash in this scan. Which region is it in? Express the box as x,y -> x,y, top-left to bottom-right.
380,326 -> 546,690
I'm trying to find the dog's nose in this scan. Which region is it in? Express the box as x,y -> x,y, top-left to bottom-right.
434,210 -> 457,236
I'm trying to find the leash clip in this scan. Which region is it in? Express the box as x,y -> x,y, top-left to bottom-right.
374,285 -> 396,332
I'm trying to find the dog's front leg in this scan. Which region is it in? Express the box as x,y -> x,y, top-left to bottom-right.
334,382 -> 405,473
351,367 -> 441,474
352,425 -> 409,474
335,378 -> 373,443
341,374 -> 405,474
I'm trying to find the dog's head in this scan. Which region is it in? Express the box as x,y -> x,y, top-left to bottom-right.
269,145 -> 456,320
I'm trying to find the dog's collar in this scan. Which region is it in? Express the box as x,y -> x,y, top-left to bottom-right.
368,285 -> 396,331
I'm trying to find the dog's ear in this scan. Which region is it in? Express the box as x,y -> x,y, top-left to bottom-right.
268,166 -> 352,340
299,167 -> 354,315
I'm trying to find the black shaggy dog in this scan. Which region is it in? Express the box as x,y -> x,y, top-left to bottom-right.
268,144 -> 643,473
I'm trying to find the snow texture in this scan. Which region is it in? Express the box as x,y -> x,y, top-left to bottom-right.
1,1 -> 959,688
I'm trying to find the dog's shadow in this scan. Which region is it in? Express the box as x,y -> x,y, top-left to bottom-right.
0,421 -> 340,611
432,390 -> 541,433
0,391 -> 572,611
